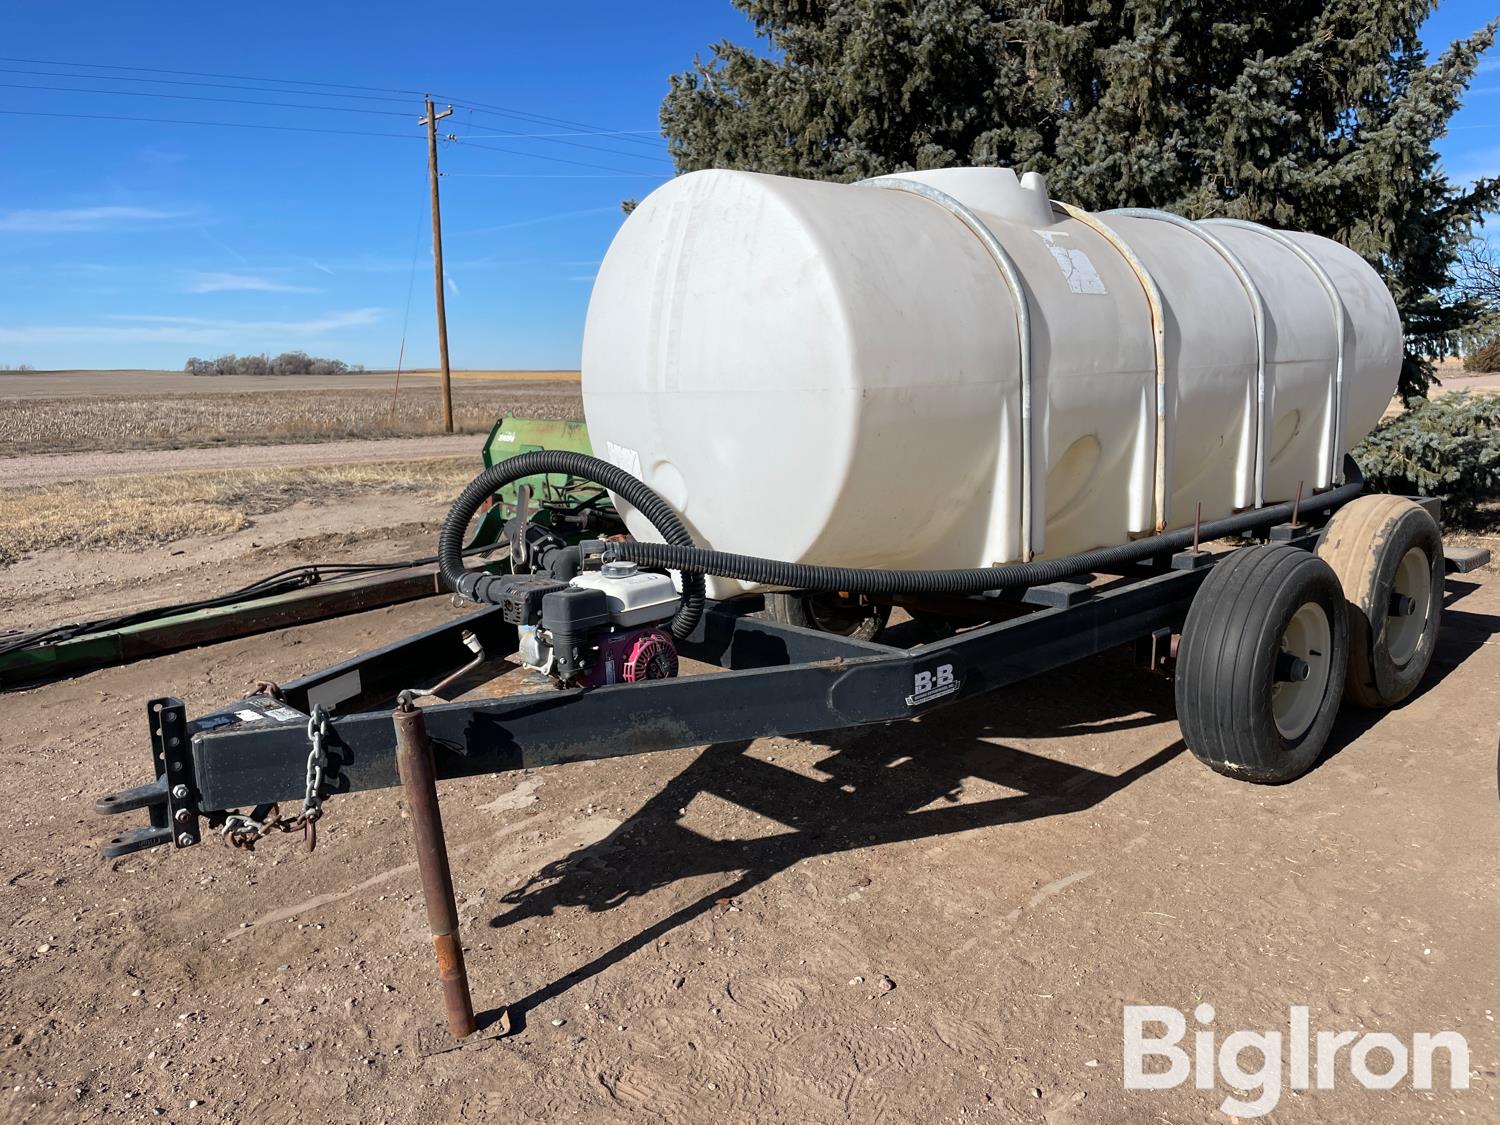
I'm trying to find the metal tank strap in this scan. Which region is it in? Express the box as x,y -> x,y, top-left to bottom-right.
1048,201 -> 1171,534
1106,207 -> 1270,509
1201,218 -> 1348,488
858,176 -> 1038,560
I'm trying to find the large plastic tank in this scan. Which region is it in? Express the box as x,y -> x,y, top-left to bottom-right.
581,167 -> 1401,598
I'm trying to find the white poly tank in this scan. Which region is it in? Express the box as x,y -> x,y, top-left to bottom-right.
581,167 -> 1401,598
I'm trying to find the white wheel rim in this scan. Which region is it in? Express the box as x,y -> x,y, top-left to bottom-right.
1272,602 -> 1333,740
1386,547 -> 1431,666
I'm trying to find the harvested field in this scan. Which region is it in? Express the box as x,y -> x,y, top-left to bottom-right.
0,383 -> 582,457
0,458 -> 474,564
0,369 -> 580,398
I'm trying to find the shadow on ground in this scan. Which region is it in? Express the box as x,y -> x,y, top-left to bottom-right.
478,645 -> 1184,1031
474,576 -> 1497,1033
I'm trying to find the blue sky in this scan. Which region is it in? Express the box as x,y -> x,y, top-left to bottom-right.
0,2 -> 1495,372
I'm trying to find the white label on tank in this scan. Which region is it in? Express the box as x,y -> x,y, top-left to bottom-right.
1036,231 -> 1108,295
605,440 -> 643,479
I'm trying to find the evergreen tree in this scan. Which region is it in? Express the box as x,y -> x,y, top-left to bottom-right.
661,2 -> 1498,400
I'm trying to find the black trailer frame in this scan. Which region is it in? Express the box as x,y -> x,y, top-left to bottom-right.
95,487 -> 1489,1038
98,498 -> 1356,858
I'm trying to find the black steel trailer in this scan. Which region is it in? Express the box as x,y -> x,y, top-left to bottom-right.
95,454 -> 1489,1039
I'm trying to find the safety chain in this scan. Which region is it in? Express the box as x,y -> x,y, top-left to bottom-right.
221,705 -> 332,853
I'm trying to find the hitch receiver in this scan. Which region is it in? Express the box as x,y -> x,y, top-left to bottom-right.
96,698 -> 201,857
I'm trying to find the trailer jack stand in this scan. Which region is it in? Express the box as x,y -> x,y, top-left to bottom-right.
393,694 -> 479,1040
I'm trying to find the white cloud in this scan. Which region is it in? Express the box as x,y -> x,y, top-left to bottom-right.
445,274 -> 460,296
190,272 -> 318,294
0,206 -> 185,233
0,308 -> 383,345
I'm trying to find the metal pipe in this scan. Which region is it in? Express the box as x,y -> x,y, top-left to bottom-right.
393,699 -> 476,1039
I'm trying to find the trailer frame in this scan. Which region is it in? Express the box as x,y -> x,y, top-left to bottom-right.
93,487 -> 1489,1038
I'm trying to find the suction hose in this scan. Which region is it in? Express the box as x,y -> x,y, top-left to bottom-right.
437,450 -> 706,640
441,451 -> 1364,614
614,470 -> 1365,595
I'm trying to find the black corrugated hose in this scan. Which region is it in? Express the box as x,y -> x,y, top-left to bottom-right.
437,450 -> 707,639
440,451 -> 1365,613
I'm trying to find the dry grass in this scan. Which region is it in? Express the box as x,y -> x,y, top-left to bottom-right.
0,385 -> 584,457
0,458 -> 475,564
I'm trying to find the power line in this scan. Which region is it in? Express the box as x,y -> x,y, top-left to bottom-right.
0,56 -> 668,158
0,108 -> 675,177
0,80 -> 415,117
0,65 -> 415,105
439,121 -> 671,165
442,98 -> 668,151
0,55 -> 423,97
442,136 -> 668,176
0,107 -> 419,139
443,171 -> 667,179
0,56 -> 667,151
454,128 -> 662,139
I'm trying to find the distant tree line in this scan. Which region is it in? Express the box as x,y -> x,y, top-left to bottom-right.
183,352 -> 364,377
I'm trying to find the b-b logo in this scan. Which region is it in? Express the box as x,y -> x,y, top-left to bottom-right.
907,662 -> 958,706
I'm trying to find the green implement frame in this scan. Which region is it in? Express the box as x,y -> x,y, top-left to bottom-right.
464,417 -> 601,549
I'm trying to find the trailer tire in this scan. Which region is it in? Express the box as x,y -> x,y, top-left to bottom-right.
1176,545 -> 1348,784
762,592 -> 890,642
1314,495 -> 1443,709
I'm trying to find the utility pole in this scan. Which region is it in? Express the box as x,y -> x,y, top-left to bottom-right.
421,97 -> 455,433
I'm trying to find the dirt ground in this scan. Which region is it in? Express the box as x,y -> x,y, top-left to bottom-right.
1,366 -> 1496,1122
0,541 -> 1496,1123
3,436 -> 484,489
0,491 -> 457,633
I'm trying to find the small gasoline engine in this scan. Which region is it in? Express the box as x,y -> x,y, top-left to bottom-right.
478,518 -> 680,688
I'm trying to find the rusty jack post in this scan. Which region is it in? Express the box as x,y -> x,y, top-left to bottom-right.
393,694 -> 476,1039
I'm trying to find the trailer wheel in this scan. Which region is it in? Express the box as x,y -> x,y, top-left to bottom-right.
762,592 -> 890,642
1314,495 -> 1443,709
1176,545 -> 1349,783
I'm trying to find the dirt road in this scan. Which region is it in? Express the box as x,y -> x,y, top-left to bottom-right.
2,434 -> 485,487
1,563 -> 1495,1122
